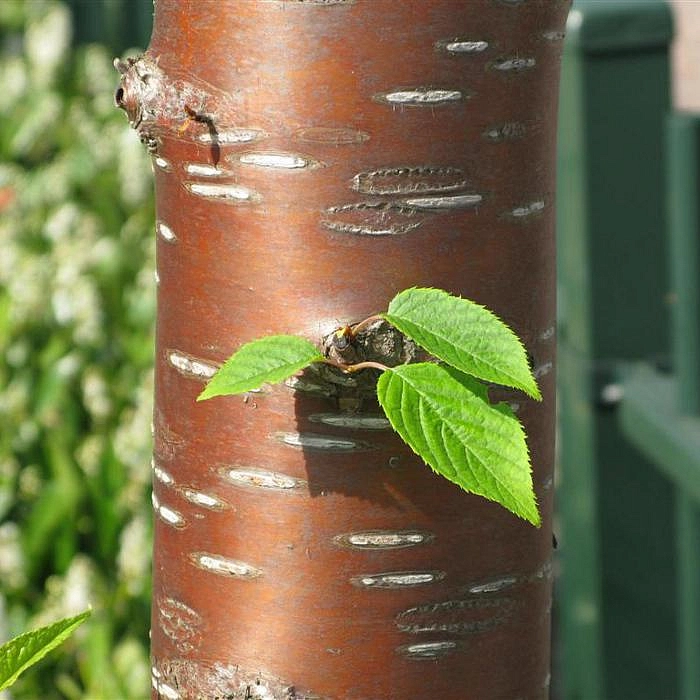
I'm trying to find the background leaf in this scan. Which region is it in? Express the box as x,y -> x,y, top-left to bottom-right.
0,610 -> 91,691
377,362 -> 540,525
383,287 -> 541,399
198,335 -> 324,400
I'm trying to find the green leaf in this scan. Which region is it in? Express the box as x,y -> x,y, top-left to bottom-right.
198,335 -> 324,400
383,287 -> 541,400
0,610 -> 91,691
376,362 -> 540,525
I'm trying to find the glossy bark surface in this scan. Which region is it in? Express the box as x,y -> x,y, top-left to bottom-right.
118,2 -> 569,697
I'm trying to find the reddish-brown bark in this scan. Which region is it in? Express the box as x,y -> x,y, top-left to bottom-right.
117,2 -> 569,697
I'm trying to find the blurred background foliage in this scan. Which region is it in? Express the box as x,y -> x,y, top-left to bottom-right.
0,1 -> 155,697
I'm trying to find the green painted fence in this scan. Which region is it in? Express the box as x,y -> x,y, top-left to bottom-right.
556,2 -> 681,699
619,112 -> 700,700
67,0 -> 152,52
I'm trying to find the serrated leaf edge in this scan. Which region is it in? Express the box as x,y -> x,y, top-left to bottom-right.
390,313 -> 541,400
0,609 -> 91,691
197,335 -> 324,401
377,365 -> 540,525
383,287 -> 541,400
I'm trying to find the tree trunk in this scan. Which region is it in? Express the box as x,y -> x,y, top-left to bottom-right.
116,2 -> 569,697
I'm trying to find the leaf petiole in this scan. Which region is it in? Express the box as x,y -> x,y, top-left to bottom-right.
321,358 -> 390,373
348,314 -> 385,337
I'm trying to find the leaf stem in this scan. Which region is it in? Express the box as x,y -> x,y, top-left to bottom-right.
321,358 -> 390,373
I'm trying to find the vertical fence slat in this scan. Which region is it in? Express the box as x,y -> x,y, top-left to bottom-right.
676,492 -> 700,700
667,114 -> 700,415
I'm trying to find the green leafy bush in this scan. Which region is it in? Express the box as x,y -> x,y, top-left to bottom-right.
0,2 -> 154,697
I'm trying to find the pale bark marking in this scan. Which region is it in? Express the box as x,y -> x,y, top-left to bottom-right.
542,30 -> 567,42
351,570 -> 446,588
505,199 -> 546,220
436,39 -> 490,54
294,126 -> 369,145
157,221 -> 177,243
401,193 -> 484,210
321,201 -> 424,236
152,491 -> 186,529
198,128 -> 266,145
184,182 -> 260,203
307,413 -> 390,430
334,530 -> 434,549
157,595 -> 203,653
468,576 -> 518,594
166,350 -> 219,380
275,431 -> 373,452
153,155 -> 171,170
184,163 -> 231,177
152,459 -> 175,486
189,552 -> 263,579
219,466 -> 309,492
533,361 -> 553,379
237,152 -> 320,169
491,56 -> 537,72
178,487 -> 228,510
397,640 -> 459,660
352,166 -> 469,196
538,324 -> 556,342
377,88 -> 465,106
483,121 -> 529,142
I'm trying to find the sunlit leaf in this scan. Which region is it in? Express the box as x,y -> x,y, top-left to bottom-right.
198,335 -> 324,400
383,287 -> 541,399
377,362 -> 539,525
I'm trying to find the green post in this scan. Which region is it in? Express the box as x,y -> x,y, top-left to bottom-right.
668,114 -> 700,414
677,494 -> 700,700
557,2 -> 675,699
668,113 -> 700,700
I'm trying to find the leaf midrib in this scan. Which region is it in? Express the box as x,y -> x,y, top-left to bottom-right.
391,369 -> 532,514
386,313 -> 527,391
